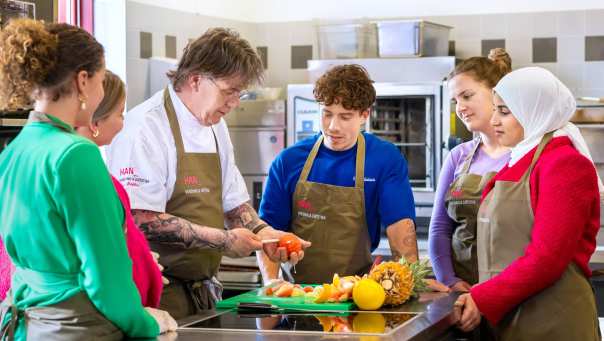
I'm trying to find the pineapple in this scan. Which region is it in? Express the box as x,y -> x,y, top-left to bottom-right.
400,258 -> 432,296
368,258 -> 432,306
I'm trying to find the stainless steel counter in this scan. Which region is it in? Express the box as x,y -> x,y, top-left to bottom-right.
156,292 -> 461,341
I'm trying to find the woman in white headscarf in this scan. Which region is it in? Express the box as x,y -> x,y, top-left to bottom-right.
454,67 -> 602,341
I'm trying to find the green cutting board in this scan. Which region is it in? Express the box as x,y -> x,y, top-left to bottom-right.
216,288 -> 356,311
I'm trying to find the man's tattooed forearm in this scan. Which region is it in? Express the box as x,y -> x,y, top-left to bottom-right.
224,202 -> 266,232
387,218 -> 419,263
400,219 -> 419,262
133,210 -> 228,250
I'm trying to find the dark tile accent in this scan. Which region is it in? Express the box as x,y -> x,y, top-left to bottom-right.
532,37 -> 557,63
586,36 -> 604,61
481,39 -> 506,57
448,41 -> 456,57
165,35 -> 177,59
140,31 -> 152,59
291,45 -> 313,69
257,46 -> 268,70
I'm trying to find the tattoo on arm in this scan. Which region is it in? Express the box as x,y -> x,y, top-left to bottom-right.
133,209 -> 228,250
387,218 -> 419,263
224,202 -> 267,232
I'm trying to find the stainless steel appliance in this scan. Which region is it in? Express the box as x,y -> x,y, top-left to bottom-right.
317,22 -> 378,59
0,110 -> 28,153
0,0 -> 35,25
224,99 -> 286,211
572,99 -> 604,317
219,100 -> 286,292
571,99 -> 604,227
287,57 -> 455,230
375,20 -> 452,57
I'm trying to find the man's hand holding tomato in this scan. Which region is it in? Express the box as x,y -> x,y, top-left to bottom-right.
257,226 -> 311,265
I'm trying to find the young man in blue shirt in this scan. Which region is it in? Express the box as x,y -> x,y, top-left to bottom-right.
257,65 -> 421,284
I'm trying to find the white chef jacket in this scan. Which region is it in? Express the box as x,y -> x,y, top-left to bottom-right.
106,85 -> 250,213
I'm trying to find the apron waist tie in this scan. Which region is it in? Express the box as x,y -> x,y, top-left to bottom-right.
0,268 -> 79,341
0,303 -> 18,341
13,267 -> 79,293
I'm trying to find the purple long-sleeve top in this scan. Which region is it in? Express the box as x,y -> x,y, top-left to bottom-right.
429,138 -> 510,287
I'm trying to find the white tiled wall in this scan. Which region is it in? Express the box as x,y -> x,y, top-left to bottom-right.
125,4 -> 604,105
124,0 -> 260,109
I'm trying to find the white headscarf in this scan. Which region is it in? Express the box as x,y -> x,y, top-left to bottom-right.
494,67 -> 604,193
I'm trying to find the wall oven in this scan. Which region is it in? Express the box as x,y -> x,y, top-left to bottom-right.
224,100 -> 287,211
287,57 -> 456,231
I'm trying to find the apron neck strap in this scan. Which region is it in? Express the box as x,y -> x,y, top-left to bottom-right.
459,137 -> 482,175
520,131 -> 554,182
27,111 -> 74,133
354,133 -> 366,189
164,88 -> 186,154
164,87 -> 219,154
299,133 -> 366,189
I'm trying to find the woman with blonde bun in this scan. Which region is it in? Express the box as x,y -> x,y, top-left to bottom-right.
429,48 -> 512,293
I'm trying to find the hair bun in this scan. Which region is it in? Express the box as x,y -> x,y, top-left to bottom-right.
488,48 -> 512,75
0,18 -> 58,110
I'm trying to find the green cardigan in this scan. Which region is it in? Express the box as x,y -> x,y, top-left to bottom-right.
0,114 -> 159,339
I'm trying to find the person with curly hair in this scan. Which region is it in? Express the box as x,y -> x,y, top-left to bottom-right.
257,64 -> 436,284
0,19 -> 175,340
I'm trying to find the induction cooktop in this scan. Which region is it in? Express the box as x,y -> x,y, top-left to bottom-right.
179,310 -> 420,336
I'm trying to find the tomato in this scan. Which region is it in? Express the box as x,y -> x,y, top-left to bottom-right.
279,234 -> 302,256
303,286 -> 314,293
275,283 -> 294,297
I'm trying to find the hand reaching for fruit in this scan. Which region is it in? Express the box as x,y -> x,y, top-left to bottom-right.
257,227 -> 311,265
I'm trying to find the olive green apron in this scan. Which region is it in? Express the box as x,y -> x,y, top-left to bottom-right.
290,134 -> 372,284
477,132 -> 600,341
445,139 -> 497,285
150,88 -> 225,319
0,112 -> 123,341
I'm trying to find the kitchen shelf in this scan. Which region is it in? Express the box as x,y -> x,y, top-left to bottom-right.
374,105 -> 405,111
575,124 -> 604,129
0,118 -> 27,127
393,142 -> 427,147
370,117 -> 404,122
371,130 -> 405,135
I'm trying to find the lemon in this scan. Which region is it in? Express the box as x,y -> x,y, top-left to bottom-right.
352,278 -> 386,310
352,313 -> 386,333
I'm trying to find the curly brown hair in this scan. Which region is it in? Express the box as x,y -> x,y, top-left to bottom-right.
448,48 -> 512,88
0,18 -> 104,110
313,64 -> 376,112
168,27 -> 264,91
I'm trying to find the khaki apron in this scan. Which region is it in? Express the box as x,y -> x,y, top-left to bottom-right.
446,139 -> 497,285
290,134 -> 373,284
477,132 -> 600,341
150,88 -> 225,319
0,112 -> 122,341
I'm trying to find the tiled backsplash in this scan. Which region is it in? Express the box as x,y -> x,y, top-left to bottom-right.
125,1 -> 604,108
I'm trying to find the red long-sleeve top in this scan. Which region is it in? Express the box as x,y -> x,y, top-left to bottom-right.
470,136 -> 600,325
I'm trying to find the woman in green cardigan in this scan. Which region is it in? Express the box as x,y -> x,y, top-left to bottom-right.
0,19 -> 175,340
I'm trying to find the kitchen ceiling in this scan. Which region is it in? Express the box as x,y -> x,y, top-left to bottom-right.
129,0 -> 604,23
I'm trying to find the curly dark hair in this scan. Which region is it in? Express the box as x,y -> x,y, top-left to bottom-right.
313,64 -> 376,112
0,18 -> 104,110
